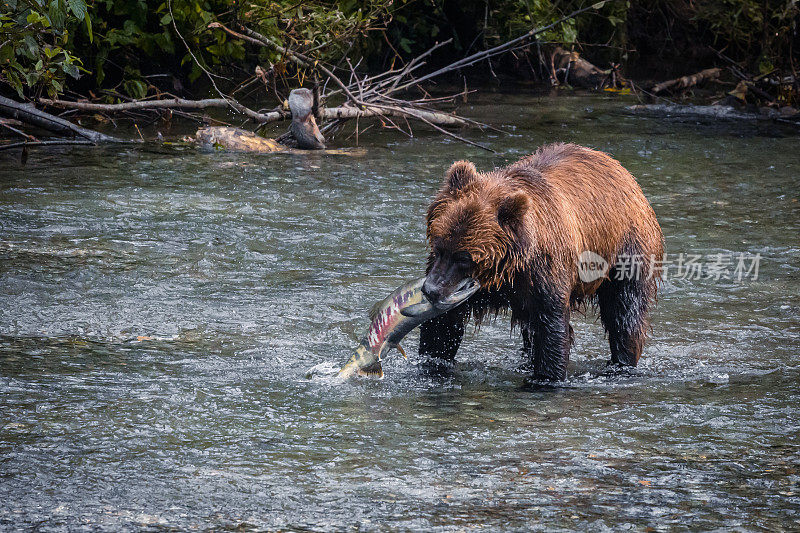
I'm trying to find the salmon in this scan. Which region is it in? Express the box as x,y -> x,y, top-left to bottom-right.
338,276 -> 479,379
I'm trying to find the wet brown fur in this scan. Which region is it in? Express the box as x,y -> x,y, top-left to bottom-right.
425,143 -> 664,368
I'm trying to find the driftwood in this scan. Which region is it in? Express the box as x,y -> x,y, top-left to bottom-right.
39,96 -> 285,123
626,104 -> 800,125
0,95 -> 121,143
0,139 -> 96,152
194,127 -> 286,152
38,96 -> 467,127
651,68 -> 722,94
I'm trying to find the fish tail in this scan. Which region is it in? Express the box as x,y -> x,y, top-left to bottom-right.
336,354 -> 360,379
357,359 -> 384,379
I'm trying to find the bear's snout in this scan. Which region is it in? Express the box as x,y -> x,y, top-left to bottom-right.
421,276 -> 442,305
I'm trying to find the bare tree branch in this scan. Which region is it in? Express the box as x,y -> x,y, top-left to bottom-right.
0,95 -> 122,143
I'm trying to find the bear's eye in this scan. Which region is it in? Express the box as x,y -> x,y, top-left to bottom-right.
453,251 -> 473,264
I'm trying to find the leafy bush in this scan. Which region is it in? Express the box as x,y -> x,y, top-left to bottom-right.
0,0 -> 90,98
1,0 -> 796,101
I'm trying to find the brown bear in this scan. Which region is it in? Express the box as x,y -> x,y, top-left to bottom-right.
419,143 -> 664,381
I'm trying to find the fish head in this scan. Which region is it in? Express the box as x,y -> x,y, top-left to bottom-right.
422,249 -> 479,310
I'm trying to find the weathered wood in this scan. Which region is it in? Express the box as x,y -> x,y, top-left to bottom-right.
321,105 -> 467,126
40,97 -> 284,123
194,127 -> 286,152
652,68 -> 722,94
0,95 -> 121,143
0,139 -> 97,151
39,96 -> 467,127
626,104 -> 799,124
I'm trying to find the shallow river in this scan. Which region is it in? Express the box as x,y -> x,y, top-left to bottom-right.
1,93 -> 799,531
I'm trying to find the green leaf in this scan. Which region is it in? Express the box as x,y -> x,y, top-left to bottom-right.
48,0 -> 66,29
62,61 -> 79,78
0,43 -> 13,62
6,70 -> 24,97
123,78 -> 147,99
26,12 -> 46,26
67,0 -> 87,20
85,11 -> 93,42
23,34 -> 39,57
25,71 -> 40,86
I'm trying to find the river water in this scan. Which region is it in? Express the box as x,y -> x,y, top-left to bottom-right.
1,93 -> 798,531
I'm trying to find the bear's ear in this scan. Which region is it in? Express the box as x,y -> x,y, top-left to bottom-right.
497,192 -> 530,229
445,160 -> 479,191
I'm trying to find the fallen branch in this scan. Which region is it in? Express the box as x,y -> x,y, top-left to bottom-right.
40,96 -> 285,124
321,105 -> 467,126
0,139 -> 96,151
0,95 -> 121,143
0,118 -> 36,140
40,97 -> 238,113
652,68 -> 722,94
39,96 -> 468,127
627,104 -> 799,126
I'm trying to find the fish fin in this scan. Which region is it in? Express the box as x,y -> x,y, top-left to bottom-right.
396,343 -> 408,360
357,359 -> 384,379
400,303 -> 430,317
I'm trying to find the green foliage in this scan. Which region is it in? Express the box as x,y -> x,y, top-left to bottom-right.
691,0 -> 799,72
0,0 -> 89,98
379,0 -> 616,63
488,0 -> 581,45
84,0 -> 246,90
240,0 -> 392,63
1,0 -> 796,101
0,0 -> 393,98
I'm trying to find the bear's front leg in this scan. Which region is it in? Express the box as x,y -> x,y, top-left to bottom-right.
419,305 -> 468,363
517,325 -> 536,371
528,291 -> 572,381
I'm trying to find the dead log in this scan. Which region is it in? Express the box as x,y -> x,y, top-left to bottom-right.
0,139 -> 96,152
626,103 -> 800,125
652,68 -> 722,94
39,96 -> 468,127
40,97 -> 285,123
0,95 -> 121,143
194,127 -> 286,152
321,105 -> 466,125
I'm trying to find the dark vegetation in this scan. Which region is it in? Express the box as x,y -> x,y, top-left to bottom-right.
1,0 -> 798,148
